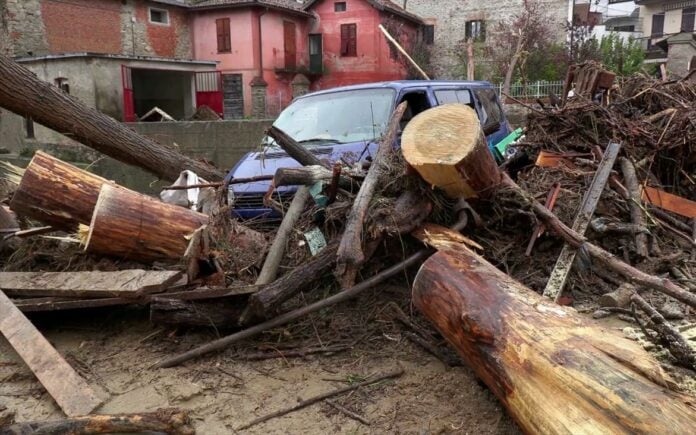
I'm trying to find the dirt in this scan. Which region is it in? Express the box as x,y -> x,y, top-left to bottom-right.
0,283 -> 520,434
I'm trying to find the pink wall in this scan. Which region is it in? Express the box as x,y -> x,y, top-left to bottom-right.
310,0 -> 414,90
192,8 -> 307,116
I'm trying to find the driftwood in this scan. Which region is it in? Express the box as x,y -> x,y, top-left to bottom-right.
10,151 -> 110,230
237,369 -> 403,430
401,104 -> 502,198
85,184 -> 208,262
412,246 -> 696,434
255,186 -> 310,285
150,297 -> 245,328
620,157 -> 649,257
0,270 -> 183,298
0,291 -> 101,417
266,126 -> 330,168
243,240 -> 339,323
0,408 -> 194,435
336,102 -> 408,272
0,55 -> 223,182
274,166 -> 335,187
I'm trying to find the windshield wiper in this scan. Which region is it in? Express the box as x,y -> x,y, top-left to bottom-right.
297,138 -> 342,145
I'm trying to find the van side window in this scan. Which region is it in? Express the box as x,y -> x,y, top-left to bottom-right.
398,91 -> 431,130
434,89 -> 472,107
473,88 -> 502,128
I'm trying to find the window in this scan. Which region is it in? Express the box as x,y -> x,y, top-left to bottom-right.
682,7 -> 695,32
54,77 -> 69,94
434,89 -> 473,107
612,25 -> 635,32
216,18 -> 231,53
465,20 -> 485,42
148,8 -> 169,25
473,88 -> 502,131
422,25 -> 434,45
651,13 -> 665,37
335,2 -> 346,12
340,23 -> 357,57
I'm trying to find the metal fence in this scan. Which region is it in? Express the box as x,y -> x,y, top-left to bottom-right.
496,80 -> 565,100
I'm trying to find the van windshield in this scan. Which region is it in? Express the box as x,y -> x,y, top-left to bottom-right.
269,88 -> 396,146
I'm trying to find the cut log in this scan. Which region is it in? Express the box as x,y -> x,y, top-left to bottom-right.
85,184 -> 208,263
0,270 -> 184,298
0,408 -> 194,435
150,297 -> 245,328
412,247 -> 696,434
401,104 -> 502,198
10,151 -> 111,230
0,55 -> 223,182
243,240 -> 339,323
0,290 -> 101,417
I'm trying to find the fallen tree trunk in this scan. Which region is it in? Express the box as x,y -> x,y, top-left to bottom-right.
412,247 -> 696,434
266,126 -> 330,168
620,157 -> 649,258
0,55 -> 224,182
150,297 -> 244,328
10,151 -> 110,230
337,102 -> 408,269
274,166 -> 336,187
85,184 -> 208,262
0,408 -> 194,435
401,104 -> 502,198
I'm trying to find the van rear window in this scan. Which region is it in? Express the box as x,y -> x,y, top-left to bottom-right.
434,89 -> 472,106
474,88 -> 503,128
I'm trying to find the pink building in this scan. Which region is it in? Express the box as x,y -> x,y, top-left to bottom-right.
190,0 -> 425,118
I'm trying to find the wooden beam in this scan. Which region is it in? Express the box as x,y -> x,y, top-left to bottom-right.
0,291 -> 101,417
642,186 -> 696,219
0,270 -> 185,298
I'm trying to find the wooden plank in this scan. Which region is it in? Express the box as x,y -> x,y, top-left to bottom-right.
642,186 -> 696,219
0,290 -> 102,416
159,285 -> 259,301
543,142 -> 621,302
0,270 -> 185,298
13,297 -> 134,313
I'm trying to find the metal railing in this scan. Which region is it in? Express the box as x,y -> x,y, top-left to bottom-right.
496,80 -> 566,99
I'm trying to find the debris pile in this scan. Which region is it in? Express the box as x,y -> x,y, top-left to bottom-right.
1,56 -> 695,433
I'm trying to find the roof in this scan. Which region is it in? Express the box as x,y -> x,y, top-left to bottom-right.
297,80 -> 496,99
303,0 -> 424,25
13,52 -> 218,66
189,0 -> 312,16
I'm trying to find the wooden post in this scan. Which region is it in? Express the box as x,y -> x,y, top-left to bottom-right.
0,55 -> 224,182
401,104 -> 502,198
84,184 -> 208,262
413,247 -> 696,434
10,151 -> 111,230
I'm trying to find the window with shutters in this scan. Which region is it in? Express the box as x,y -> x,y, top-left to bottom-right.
216,18 -> 231,53
682,7 -> 695,32
340,23 -> 357,57
651,13 -> 665,37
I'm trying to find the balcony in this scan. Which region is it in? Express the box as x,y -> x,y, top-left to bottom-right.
272,50 -> 324,77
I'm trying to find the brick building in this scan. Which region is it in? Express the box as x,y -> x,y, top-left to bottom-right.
402,0 -> 570,79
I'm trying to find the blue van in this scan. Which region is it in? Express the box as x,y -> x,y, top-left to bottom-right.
225,80 -> 511,219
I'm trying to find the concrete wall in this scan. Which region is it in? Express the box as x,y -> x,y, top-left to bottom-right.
404,0 -> 569,79
0,119 -> 273,194
3,0 -> 193,58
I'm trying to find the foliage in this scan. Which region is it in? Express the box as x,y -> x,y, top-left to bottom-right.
525,43 -> 567,81
578,33 -> 645,76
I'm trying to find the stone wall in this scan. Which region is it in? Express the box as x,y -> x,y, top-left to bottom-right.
3,0 -> 192,59
404,0 -> 569,79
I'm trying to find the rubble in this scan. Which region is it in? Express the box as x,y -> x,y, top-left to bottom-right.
1,59 -> 696,433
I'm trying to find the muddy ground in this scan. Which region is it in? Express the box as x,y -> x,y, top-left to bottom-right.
0,282 -> 521,434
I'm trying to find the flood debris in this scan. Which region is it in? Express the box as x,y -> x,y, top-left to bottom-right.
1,61 -> 696,433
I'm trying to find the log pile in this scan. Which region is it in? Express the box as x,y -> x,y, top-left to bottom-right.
1,56 -> 696,433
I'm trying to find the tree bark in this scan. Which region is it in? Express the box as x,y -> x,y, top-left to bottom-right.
274,166 -> 336,187
337,102 -> 408,268
266,126 -> 330,168
401,104 -> 502,199
9,151 -> 111,230
85,184 -> 208,263
0,408 -> 194,435
412,248 -> 696,434
620,157 -> 649,257
0,55 -> 224,182
150,297 -> 245,328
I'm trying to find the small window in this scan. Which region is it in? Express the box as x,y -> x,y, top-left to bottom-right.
54,77 -> 69,94
423,25 -> 434,45
651,13 -> 665,37
434,89 -> 473,107
25,117 -> 35,139
216,18 -> 231,53
335,2 -> 346,12
465,20 -> 485,42
340,23 -> 357,57
149,8 -> 169,25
